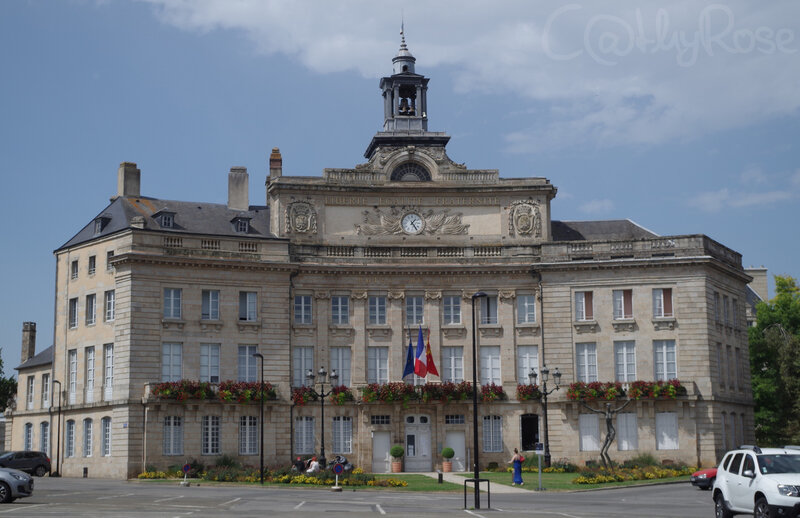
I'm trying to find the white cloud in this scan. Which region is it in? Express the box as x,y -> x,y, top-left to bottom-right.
580,198 -> 614,214
137,0 -> 800,151
688,166 -> 799,212
740,166 -> 768,185
688,188 -> 730,212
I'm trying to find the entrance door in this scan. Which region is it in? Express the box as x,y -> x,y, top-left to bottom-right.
372,431 -> 391,473
521,414 -> 540,451
444,431 -> 466,471
404,414 -> 432,472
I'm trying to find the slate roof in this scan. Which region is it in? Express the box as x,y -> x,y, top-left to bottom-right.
15,346 -> 53,371
551,219 -> 659,242
58,197 -> 274,251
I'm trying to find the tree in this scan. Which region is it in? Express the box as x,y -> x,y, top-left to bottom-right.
749,275 -> 800,445
0,349 -> 17,412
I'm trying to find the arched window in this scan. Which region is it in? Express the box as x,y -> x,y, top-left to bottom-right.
23,423 -> 32,451
390,162 -> 431,182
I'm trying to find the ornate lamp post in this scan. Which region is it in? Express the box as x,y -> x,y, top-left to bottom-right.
51,379 -> 62,477
252,353 -> 265,484
528,366 -> 561,468
471,291 -> 486,509
306,366 -> 339,468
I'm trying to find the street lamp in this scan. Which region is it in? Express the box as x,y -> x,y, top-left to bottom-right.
471,291 -> 487,509
306,366 -> 338,468
252,353 -> 265,485
528,366 -> 561,468
51,379 -> 62,477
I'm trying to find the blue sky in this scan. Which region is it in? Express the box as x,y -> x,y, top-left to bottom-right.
1,1 -> 798,374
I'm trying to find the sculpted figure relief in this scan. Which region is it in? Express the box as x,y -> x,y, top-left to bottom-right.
356,206 -> 469,236
286,202 -> 318,234
508,200 -> 541,238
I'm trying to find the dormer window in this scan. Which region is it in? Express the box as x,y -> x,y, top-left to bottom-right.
231,216 -> 251,233
161,214 -> 173,228
153,210 -> 176,229
93,214 -> 111,235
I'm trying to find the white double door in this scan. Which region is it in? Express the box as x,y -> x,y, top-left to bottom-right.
404,414 -> 432,472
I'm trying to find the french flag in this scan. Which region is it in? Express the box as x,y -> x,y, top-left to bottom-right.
414,326 -> 427,377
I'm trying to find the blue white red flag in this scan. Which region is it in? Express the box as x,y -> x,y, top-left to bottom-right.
414,326 -> 427,377
402,334 -> 415,378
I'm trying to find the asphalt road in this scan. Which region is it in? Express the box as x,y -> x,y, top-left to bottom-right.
0,477 -> 715,518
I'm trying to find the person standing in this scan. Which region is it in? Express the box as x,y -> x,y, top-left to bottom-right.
508,448 -> 524,486
306,456 -> 320,473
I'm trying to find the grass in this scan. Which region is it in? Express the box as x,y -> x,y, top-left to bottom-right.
372,474 -> 462,491
455,471 -> 688,491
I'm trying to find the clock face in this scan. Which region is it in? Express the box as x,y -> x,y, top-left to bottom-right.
401,213 -> 424,234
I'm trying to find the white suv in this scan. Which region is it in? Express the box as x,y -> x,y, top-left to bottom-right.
713,445 -> 800,518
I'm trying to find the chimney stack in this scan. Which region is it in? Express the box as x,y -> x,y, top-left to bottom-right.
227,167 -> 250,211
745,267 -> 769,300
269,148 -> 282,179
116,162 -> 141,199
21,322 -> 36,363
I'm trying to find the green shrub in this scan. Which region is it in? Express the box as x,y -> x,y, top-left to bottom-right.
622,453 -> 659,468
214,454 -> 240,469
441,447 -> 455,459
487,462 -> 499,471
390,445 -> 404,459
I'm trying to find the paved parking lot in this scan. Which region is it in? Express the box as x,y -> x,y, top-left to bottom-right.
0,477 -> 714,517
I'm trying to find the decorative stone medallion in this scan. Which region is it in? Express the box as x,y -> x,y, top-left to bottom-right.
286,201 -> 318,234
508,200 -> 541,238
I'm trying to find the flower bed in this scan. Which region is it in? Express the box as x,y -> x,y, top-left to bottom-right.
152,380 -> 276,403
567,381 -> 624,401
627,379 -> 687,400
217,381 -> 277,402
572,465 -> 695,484
329,385 -> 355,405
292,386 -> 318,406
567,380 -> 686,401
360,382 -> 418,405
516,384 -> 542,401
360,381 -> 506,405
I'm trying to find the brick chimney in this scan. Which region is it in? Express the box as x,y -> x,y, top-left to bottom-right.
269,148 -> 282,179
227,166 -> 249,211
116,162 -> 141,198
746,267 -> 769,300
21,322 -> 36,363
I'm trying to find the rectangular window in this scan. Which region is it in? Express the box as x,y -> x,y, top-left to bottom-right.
66,420 -> 75,457
482,415 -> 503,452
292,346 -> 314,387
104,343 -> 114,401
721,412 -> 728,452
445,415 -> 465,425
69,298 -> 78,328
41,373 -> 50,408
104,290 -> 115,321
443,295 -> 461,325
40,422 -> 49,455
331,296 -> 350,325
294,416 -> 314,454
85,347 -> 95,403
576,343 -> 598,382
239,416 -> 258,455
330,347 -> 351,387
238,345 -> 258,382
723,295 -> 730,326
614,341 -> 636,382
575,291 -> 594,321
200,344 -> 220,383
480,296 -> 498,325
85,294 -> 96,325
106,250 -> 114,271
201,416 -> 220,455
579,414 -> 600,451
101,417 -> 111,456
652,288 -> 673,318
71,259 -> 78,280
735,348 -> 742,391
480,346 -> 501,385
367,347 -> 389,384
717,343 -> 725,390
368,296 -> 386,325
26,376 -> 34,410
613,289 -> 633,320
714,291 -> 721,323
68,349 -> 77,404
727,345 -> 734,389
163,416 -> 183,456
202,290 -> 220,320
239,291 -> 257,321
370,415 -> 391,425
654,340 -> 677,380
732,299 -> 739,328
88,255 -> 96,275
617,413 -> 638,451
161,343 -> 182,382
656,412 -> 679,450
517,294 -> 536,324
83,419 -> 93,457
441,346 -> 463,383
163,288 -> 182,319
24,423 -> 32,451
406,296 -> 424,325
517,345 -> 539,385
333,416 -> 352,453
294,295 -> 312,324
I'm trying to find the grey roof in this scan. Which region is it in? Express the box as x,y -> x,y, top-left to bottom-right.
745,285 -> 763,309
551,219 -> 659,242
15,346 -> 53,371
58,197 -> 274,251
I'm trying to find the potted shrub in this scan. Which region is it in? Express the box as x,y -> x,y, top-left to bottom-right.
390,445 -> 404,473
441,447 -> 455,473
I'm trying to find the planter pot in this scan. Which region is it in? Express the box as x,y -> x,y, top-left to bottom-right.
391,460 -> 402,473
442,460 -> 453,473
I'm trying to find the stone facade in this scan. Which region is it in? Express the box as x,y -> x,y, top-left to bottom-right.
6,38 -> 753,478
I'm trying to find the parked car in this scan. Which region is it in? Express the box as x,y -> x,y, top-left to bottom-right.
689,467 -> 717,490
712,445 -> 800,518
0,467 -> 34,503
0,451 -> 51,477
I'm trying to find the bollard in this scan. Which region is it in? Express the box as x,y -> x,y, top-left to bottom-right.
83,467 -> 88,478
438,471 -> 443,484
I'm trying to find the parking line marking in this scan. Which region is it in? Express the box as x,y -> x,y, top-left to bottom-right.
375,504 -> 386,515
294,501 -> 306,510
155,495 -> 184,503
219,497 -> 240,506
0,503 -> 49,514
97,492 -> 135,500
464,510 -> 487,518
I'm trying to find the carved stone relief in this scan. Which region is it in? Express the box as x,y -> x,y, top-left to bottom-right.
425,290 -> 442,300
387,291 -> 405,300
356,206 -> 469,236
498,290 -> 516,300
314,290 -> 330,300
508,200 -> 542,238
351,291 -> 368,300
285,201 -> 318,234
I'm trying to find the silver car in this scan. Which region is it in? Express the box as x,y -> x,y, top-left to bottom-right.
0,467 -> 34,503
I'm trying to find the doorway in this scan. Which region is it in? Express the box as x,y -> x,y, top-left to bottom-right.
404,414 -> 432,472
444,431 -> 466,471
521,414 -> 540,451
372,431 -> 391,473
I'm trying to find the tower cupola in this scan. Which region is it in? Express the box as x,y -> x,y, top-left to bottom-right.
379,27 -> 429,133
392,26 -> 416,74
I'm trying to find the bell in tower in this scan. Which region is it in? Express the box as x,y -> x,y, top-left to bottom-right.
380,26 -> 429,132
